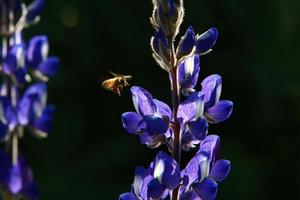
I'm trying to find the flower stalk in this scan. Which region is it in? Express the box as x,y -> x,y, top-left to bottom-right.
170,68 -> 180,200
119,1 -> 233,199
0,0 -> 59,199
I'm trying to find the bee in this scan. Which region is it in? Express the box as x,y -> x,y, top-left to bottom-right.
101,71 -> 132,96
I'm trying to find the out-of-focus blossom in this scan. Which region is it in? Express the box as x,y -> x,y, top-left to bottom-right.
0,150 -> 39,199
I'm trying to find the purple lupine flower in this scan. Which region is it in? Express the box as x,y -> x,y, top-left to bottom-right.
3,45 -> 28,85
178,55 -> 200,96
195,28 -> 218,55
0,83 -> 53,139
26,0 -> 45,23
27,36 -> 60,80
177,91 -> 208,150
176,26 -> 218,58
9,157 -> 39,199
176,26 -> 196,60
0,150 -> 38,199
119,167 -> 152,200
0,0 -> 58,198
18,82 -> 54,137
201,75 -> 233,123
147,151 -> 181,199
120,0 -> 232,199
122,86 -> 171,148
120,151 -> 181,200
0,97 -> 18,140
180,135 -> 230,200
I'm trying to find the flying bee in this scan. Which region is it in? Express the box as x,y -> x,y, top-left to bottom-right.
101,71 -> 132,96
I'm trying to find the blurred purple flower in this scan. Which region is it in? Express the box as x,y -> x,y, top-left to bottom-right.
0,150 -> 39,199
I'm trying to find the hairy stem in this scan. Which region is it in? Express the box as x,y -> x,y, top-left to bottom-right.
169,38 -> 181,200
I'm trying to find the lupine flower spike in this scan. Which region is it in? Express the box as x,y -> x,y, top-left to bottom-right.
0,0 -> 59,199
119,0 -> 233,199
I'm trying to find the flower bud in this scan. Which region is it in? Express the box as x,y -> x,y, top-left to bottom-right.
195,27 -> 218,55
176,26 -> 196,60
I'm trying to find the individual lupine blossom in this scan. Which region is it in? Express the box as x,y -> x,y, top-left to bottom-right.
120,151 -> 181,200
180,135 -> 230,200
122,86 -> 172,148
0,150 -> 38,200
118,0 -> 233,199
0,0 -> 58,199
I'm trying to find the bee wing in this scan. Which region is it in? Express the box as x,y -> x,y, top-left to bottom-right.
123,75 -> 132,80
109,71 -> 122,77
109,71 -> 132,79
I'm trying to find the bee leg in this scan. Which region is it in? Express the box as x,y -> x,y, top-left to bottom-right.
113,88 -> 121,96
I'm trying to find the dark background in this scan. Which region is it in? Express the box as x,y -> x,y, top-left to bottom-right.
19,0 -> 300,199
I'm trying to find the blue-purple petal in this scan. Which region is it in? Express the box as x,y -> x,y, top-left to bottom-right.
153,28 -> 168,51
199,135 -> 220,162
154,151 -> 181,189
131,86 -> 157,116
180,191 -> 201,200
27,36 -> 48,69
33,105 -> 54,133
14,67 -> 28,85
18,83 -> 47,125
205,100 -> 233,123
119,193 -> 138,200
0,122 -> 8,140
3,45 -> 25,75
195,28 -> 218,54
139,175 -> 153,199
147,178 -> 166,199
187,118 -> 208,141
139,132 -> 153,145
133,166 -> 149,196
0,96 -> 17,130
178,92 -> 205,123
121,112 -> 142,134
177,26 -> 196,57
8,163 -> 23,194
201,74 -> 222,108
193,178 -> 218,200
182,152 -> 210,186
178,55 -> 200,91
143,115 -> 169,136
209,159 -> 231,182
153,99 -> 172,119
23,82 -> 47,98
18,96 -> 35,125
38,57 -> 59,76
26,0 -> 45,22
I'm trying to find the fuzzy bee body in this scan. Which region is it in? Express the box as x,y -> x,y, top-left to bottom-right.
101,72 -> 132,96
